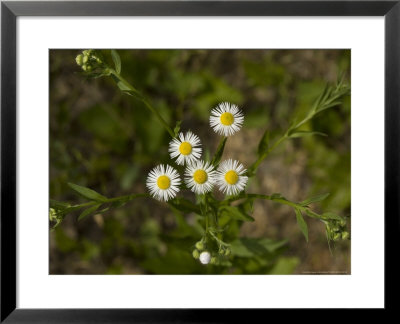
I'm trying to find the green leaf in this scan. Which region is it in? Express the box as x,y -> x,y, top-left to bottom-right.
237,198 -> 254,215
110,74 -> 140,98
67,183 -> 107,202
257,130 -> 269,155
300,193 -> 330,206
230,239 -> 256,257
211,137 -> 227,166
78,204 -> 100,221
168,197 -> 201,215
111,50 -> 121,74
289,131 -> 327,138
219,205 -> 255,222
173,120 -> 182,137
230,238 -> 287,258
269,257 -> 299,274
115,79 -> 131,92
257,238 -> 288,252
295,208 -> 308,242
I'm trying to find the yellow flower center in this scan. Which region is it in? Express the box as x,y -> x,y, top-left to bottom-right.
179,142 -> 192,155
220,112 -> 234,126
193,169 -> 208,184
225,170 -> 238,185
157,175 -> 171,189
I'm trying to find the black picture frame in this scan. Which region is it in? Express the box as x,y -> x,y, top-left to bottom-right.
1,0 -> 398,321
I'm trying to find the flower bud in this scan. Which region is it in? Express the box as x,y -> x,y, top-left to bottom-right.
192,249 -> 200,260
75,54 -> 83,66
195,241 -> 204,251
210,256 -> 217,264
225,248 -> 231,256
83,55 -> 89,64
199,251 -> 211,265
82,64 -> 92,72
333,232 -> 341,241
49,208 -> 57,221
341,231 -> 349,240
339,219 -> 346,227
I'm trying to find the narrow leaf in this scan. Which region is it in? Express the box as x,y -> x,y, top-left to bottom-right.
78,204 -> 100,221
168,197 -> 201,214
111,50 -> 121,74
173,120 -> 182,137
68,183 -> 107,202
257,130 -> 269,155
295,208 -> 308,242
300,193 -> 330,206
220,206 -> 255,222
110,74 -> 139,98
289,131 -> 327,138
211,137 -> 227,166
230,238 -> 287,258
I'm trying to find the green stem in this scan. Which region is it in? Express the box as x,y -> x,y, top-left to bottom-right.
222,193 -> 324,220
208,230 -> 229,247
70,193 -> 149,210
110,71 -> 175,138
247,134 -> 288,176
206,193 -> 218,226
203,195 -> 209,233
247,80 -> 350,177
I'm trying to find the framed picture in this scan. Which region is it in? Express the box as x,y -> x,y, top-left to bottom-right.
1,0 -> 398,321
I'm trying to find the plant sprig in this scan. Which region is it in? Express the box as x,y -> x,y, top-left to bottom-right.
77,49 -> 175,137
247,76 -> 350,176
53,50 -> 351,261
50,182 -> 148,229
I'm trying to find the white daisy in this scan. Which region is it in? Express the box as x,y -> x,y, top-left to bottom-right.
168,131 -> 202,165
146,164 -> 181,202
216,159 -> 248,196
184,160 -> 217,195
209,102 -> 244,136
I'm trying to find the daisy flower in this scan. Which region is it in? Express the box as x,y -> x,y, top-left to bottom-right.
168,131 -> 202,165
216,159 -> 248,196
184,160 -> 217,195
146,164 -> 181,202
209,102 -> 244,136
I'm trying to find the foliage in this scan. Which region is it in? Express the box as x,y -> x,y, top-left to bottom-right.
50,49 -> 351,274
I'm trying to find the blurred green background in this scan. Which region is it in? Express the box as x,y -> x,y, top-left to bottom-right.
50,49 -> 350,274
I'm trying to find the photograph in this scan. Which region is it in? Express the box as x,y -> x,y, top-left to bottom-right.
49,49 -> 351,275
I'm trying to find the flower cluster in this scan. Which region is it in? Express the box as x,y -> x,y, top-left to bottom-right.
49,207 -> 64,229
146,102 -> 248,203
192,238 -> 231,265
325,218 -> 349,241
75,50 -> 105,73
